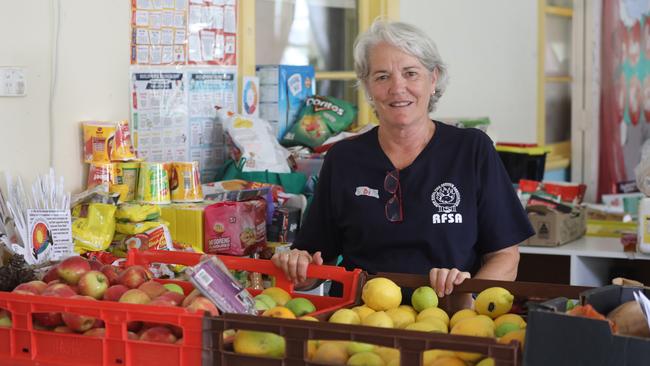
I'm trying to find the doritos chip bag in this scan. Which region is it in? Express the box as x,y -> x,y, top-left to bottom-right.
281,95 -> 356,148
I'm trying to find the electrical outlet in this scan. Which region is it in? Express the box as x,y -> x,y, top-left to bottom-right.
0,67 -> 26,97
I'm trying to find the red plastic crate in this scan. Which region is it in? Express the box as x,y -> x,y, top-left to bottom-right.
126,249 -> 362,316
0,290 -> 206,366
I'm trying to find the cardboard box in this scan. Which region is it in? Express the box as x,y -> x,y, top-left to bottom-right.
160,203 -> 207,252
267,206 -> 301,243
256,65 -> 315,139
524,205 -> 586,246
524,286 -> 650,366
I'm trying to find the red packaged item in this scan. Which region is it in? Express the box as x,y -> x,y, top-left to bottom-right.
203,199 -> 267,256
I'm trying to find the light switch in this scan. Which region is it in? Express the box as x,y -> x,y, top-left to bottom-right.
0,67 -> 26,97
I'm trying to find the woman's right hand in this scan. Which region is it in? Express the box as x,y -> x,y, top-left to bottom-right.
271,249 -> 323,286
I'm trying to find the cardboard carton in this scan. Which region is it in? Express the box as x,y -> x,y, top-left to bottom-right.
524,205 -> 586,246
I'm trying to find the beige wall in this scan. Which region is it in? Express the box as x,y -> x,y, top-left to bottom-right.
0,0 -> 538,194
401,0 -> 538,143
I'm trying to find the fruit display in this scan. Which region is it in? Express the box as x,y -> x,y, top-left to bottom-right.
7,255 -> 218,345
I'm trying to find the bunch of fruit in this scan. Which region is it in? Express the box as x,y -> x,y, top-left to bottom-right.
253,286 -> 317,319
321,277 -> 526,365
7,255 -> 219,344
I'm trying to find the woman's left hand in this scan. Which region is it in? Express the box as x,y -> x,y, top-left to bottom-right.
429,268 -> 471,297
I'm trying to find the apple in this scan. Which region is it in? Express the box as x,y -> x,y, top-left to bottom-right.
175,338 -> 183,345
53,326 -> 74,333
92,319 -> 105,329
119,265 -> 153,289
33,312 -> 63,328
13,280 -> 47,295
100,265 -> 121,286
83,328 -> 105,337
127,331 -> 139,340
127,321 -> 142,333
181,289 -> 201,308
148,298 -> 177,308
43,267 -> 60,283
88,257 -> 103,271
0,309 -> 12,328
56,256 -> 91,285
138,281 -> 167,299
103,285 -> 129,302
139,326 -> 177,344
158,291 -> 184,306
78,271 -> 109,299
163,283 -> 184,295
61,296 -> 96,332
42,283 -> 77,298
185,296 -> 219,316
118,289 -> 151,305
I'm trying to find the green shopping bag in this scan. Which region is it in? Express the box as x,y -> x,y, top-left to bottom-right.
219,159 -> 307,194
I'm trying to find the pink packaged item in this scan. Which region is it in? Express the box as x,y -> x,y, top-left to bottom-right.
204,199 -> 267,256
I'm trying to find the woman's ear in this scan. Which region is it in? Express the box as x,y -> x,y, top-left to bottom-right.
431,68 -> 439,93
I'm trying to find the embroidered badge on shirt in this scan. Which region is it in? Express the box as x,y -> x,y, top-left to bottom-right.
355,186 -> 379,199
431,183 -> 463,224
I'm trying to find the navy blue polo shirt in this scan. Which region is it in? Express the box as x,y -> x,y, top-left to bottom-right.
293,120 -> 533,276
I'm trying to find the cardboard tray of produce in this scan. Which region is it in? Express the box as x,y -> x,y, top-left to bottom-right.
524,285 -> 650,366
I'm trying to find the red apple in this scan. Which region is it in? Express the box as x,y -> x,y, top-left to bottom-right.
61,296 -> 96,333
0,309 -> 12,328
148,298 -> 177,307
53,325 -> 74,333
42,283 -> 76,298
100,265 -> 121,286
103,285 -> 129,302
43,267 -> 60,283
158,291 -> 184,306
127,321 -> 143,333
78,271 -> 109,299
175,338 -> 183,344
57,256 -> 91,285
83,328 -> 105,337
119,265 -> 153,289
33,312 -> 63,328
185,296 -> 219,316
138,281 -> 167,299
139,326 -> 177,344
127,331 -> 139,340
118,289 -> 151,304
169,324 -> 183,339
92,319 -> 105,329
88,257 -> 103,271
181,289 -> 201,308
13,280 -> 47,295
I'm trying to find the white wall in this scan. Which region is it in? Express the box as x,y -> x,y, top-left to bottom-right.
0,0 -> 130,194
401,0 -> 539,143
0,0 -> 538,194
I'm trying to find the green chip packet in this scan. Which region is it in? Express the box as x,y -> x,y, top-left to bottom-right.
281,95 -> 356,148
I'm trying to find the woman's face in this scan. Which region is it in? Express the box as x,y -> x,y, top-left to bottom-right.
366,42 -> 437,128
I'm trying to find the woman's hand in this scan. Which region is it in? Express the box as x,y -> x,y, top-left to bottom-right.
271,249 -> 323,286
429,268 -> 471,298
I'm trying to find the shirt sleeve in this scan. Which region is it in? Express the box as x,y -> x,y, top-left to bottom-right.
475,132 -> 534,254
291,152 -> 342,263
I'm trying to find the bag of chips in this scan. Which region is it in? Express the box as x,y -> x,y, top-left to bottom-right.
281,95 -> 356,148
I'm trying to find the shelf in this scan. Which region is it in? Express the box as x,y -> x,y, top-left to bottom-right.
315,71 -> 357,80
545,5 -> 573,17
545,75 -> 572,83
520,236 -> 650,260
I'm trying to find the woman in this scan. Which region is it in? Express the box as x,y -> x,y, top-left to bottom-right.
272,20 -> 533,302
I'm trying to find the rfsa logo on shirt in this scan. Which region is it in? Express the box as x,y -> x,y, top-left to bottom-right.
431,183 -> 463,224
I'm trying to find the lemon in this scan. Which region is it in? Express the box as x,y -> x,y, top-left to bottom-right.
449,309 -> 477,329
386,308 -> 416,329
494,313 -> 526,329
416,307 -> 450,327
362,277 -> 402,311
474,287 -> 514,319
411,286 -> 438,312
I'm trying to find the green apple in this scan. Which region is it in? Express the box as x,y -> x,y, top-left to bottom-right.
254,294 -> 277,309
163,283 -> 185,295
285,297 -> 316,317
411,286 -> 438,312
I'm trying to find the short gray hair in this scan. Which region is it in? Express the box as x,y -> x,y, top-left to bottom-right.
354,19 -> 449,113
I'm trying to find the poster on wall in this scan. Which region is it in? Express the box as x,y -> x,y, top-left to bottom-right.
187,70 -> 237,181
131,0 -> 237,66
130,69 -> 237,182
599,0 -> 650,198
